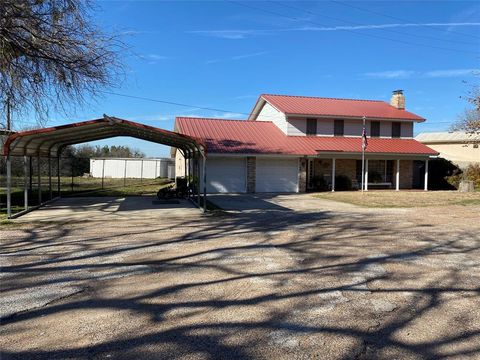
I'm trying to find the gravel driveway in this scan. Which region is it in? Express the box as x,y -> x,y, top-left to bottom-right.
1,195 -> 479,359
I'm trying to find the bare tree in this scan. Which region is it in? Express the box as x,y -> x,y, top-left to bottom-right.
0,0 -> 124,129
452,82 -> 480,139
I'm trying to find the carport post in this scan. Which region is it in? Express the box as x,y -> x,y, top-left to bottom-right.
202,154 -> 207,213
24,155 -> 28,210
6,154 -> 12,218
48,156 -> 52,200
57,156 -> 61,196
29,156 -> 33,192
37,154 -> 42,205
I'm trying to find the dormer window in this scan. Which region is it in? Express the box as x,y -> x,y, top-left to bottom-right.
334,119 -> 344,136
306,118 -> 317,135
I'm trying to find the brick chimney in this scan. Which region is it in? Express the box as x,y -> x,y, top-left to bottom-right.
390,90 -> 405,110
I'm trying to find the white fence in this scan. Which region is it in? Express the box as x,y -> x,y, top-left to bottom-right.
90,158 -> 175,179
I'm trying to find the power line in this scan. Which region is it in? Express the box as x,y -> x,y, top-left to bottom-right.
271,0 -> 478,46
102,90 -> 453,128
228,0 -> 479,55
330,0 -> 480,40
100,90 -> 253,118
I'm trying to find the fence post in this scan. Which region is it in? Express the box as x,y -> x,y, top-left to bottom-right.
24,155 -> 28,210
71,159 -> 74,192
124,159 -> 127,186
140,159 -> 143,184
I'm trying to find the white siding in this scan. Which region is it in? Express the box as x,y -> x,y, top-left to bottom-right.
286,116 -> 415,138
256,102 -> 288,134
256,158 -> 299,193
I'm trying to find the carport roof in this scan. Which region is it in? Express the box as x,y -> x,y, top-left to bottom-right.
4,116 -> 204,157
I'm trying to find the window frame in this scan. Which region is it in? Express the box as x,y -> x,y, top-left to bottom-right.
391,122 -> 401,138
371,121 -> 380,138
334,119 -> 344,136
306,118 -> 317,136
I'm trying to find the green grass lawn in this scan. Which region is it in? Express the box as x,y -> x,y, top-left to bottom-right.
313,190 -> 480,208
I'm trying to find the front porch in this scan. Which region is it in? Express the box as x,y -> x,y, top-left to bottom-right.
304,157 -> 430,192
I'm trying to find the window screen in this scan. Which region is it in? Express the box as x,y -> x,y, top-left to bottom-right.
371,121 -> 380,137
306,118 -> 317,135
392,122 -> 401,138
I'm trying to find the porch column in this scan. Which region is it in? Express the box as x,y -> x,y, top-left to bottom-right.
396,159 -> 400,191
364,159 -> 369,191
331,158 -> 336,192
424,159 -> 429,191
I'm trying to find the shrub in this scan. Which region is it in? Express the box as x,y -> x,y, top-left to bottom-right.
447,163 -> 480,190
369,171 -> 383,183
335,175 -> 352,191
312,175 -> 329,191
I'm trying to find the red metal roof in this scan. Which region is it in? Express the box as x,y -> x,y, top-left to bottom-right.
176,117 -> 437,156
254,94 -> 425,122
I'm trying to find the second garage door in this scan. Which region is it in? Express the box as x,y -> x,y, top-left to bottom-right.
256,158 -> 299,193
205,157 -> 246,193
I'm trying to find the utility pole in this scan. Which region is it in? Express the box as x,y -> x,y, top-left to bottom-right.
6,96 -> 11,131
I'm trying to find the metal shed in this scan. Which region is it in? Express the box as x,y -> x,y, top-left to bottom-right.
3,115 -> 207,217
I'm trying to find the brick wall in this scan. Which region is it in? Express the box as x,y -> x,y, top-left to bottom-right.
336,159 -> 356,179
399,160 -> 413,189
246,157 -> 256,193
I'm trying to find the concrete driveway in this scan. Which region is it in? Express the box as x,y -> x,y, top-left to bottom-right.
1,196 -> 479,359
13,196 -> 200,223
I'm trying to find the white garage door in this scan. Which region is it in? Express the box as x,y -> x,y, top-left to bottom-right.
205,157 -> 246,193
256,158 -> 299,193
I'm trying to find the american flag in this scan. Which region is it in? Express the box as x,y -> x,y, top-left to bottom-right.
362,126 -> 368,150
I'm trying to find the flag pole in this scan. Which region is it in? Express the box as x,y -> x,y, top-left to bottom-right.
361,116 -> 365,193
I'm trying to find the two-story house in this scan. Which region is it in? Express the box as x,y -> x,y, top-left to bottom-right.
173,91 -> 438,193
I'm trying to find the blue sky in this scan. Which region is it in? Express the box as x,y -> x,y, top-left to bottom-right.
19,1 -> 480,157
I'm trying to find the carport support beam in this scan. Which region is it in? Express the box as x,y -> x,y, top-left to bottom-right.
24,155 -> 28,210
202,154 -> 207,213
37,154 -> 42,204
6,154 -> 12,218
57,156 -> 61,196
48,156 -> 52,200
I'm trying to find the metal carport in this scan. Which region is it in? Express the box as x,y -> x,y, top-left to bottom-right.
3,115 -> 207,218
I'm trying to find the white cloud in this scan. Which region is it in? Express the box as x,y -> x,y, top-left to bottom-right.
206,51 -> 269,64
364,70 -> 415,79
424,69 -> 479,78
364,69 -> 479,79
188,22 -> 480,39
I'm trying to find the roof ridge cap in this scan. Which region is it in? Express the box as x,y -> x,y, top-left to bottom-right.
176,116 -> 273,124
262,93 -> 385,103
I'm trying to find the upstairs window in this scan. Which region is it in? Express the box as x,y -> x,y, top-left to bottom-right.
306,118 -> 317,135
392,122 -> 401,138
334,119 -> 344,136
371,121 -> 380,137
